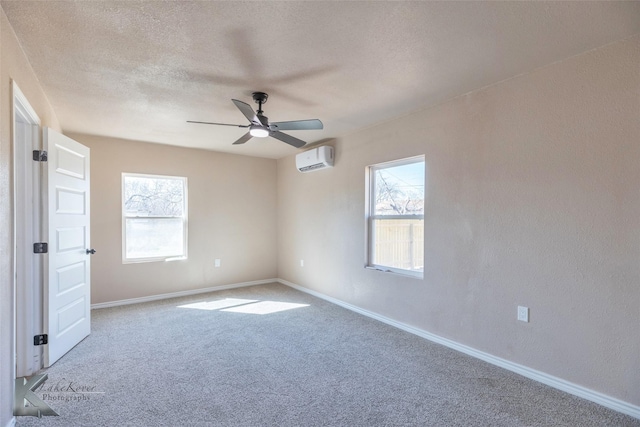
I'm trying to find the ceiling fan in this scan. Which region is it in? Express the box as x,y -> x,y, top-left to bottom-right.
187,92 -> 323,148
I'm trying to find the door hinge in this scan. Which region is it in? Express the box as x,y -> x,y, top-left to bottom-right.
32,150 -> 48,162
33,242 -> 48,254
33,334 -> 48,346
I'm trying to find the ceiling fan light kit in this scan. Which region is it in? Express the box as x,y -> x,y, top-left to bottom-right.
249,125 -> 269,138
188,92 -> 323,148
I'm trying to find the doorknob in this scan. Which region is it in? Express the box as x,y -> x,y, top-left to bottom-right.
86,249 -> 96,255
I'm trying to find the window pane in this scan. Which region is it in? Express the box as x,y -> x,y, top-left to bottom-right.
374,162 -> 424,216
372,218 -> 424,272
125,218 -> 184,259
368,157 -> 424,276
124,176 -> 185,217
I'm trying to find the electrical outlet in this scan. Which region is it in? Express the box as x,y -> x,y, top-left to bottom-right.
215,259 -> 221,268
300,260 -> 304,267
517,306 -> 529,322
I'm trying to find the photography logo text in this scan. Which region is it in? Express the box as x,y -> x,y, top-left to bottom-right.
15,374 -> 104,418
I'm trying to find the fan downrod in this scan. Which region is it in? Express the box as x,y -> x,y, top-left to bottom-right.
252,91 -> 268,114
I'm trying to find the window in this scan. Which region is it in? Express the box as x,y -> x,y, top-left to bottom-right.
122,173 -> 187,263
367,156 -> 425,278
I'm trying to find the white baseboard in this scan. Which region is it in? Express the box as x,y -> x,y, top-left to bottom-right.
5,417 -> 16,427
91,279 -> 278,309
278,278 -> 640,420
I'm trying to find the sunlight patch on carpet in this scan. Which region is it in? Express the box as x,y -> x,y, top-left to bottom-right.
177,298 -> 309,314
222,301 -> 309,315
177,298 -> 257,311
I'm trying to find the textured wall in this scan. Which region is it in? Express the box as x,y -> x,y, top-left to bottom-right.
277,35 -> 640,406
0,8 -> 62,427
67,134 -> 278,304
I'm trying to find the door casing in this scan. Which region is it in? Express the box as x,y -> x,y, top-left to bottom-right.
12,81 -> 43,378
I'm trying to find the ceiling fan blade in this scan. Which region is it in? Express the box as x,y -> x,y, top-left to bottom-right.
232,132 -> 253,145
270,119 -> 323,131
232,99 -> 259,124
270,131 -> 306,148
187,120 -> 249,128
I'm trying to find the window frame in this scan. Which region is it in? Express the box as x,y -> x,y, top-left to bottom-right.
366,155 -> 425,278
121,172 -> 188,264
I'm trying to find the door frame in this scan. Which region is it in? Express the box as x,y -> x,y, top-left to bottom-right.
12,80 -> 43,378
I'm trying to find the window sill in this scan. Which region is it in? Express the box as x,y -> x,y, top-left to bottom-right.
123,256 -> 187,264
365,265 -> 423,280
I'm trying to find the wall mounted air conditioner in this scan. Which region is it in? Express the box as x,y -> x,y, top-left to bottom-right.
296,146 -> 334,173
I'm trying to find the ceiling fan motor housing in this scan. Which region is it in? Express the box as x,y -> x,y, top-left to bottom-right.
257,114 -> 268,126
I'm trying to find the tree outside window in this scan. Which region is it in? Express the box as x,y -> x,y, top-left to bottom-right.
122,173 -> 187,263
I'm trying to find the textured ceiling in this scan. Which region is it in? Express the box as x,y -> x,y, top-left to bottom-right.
3,1 -> 640,159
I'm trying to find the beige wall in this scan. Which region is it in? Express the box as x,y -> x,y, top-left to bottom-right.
67,134 -> 278,304
278,35 -> 640,406
0,8 -> 62,427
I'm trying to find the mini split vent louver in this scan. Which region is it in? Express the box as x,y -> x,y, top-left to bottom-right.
295,146 -> 334,173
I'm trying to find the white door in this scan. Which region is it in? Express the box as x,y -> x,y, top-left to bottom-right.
43,128 -> 91,367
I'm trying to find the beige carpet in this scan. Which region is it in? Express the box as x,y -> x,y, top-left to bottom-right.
16,283 -> 640,426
